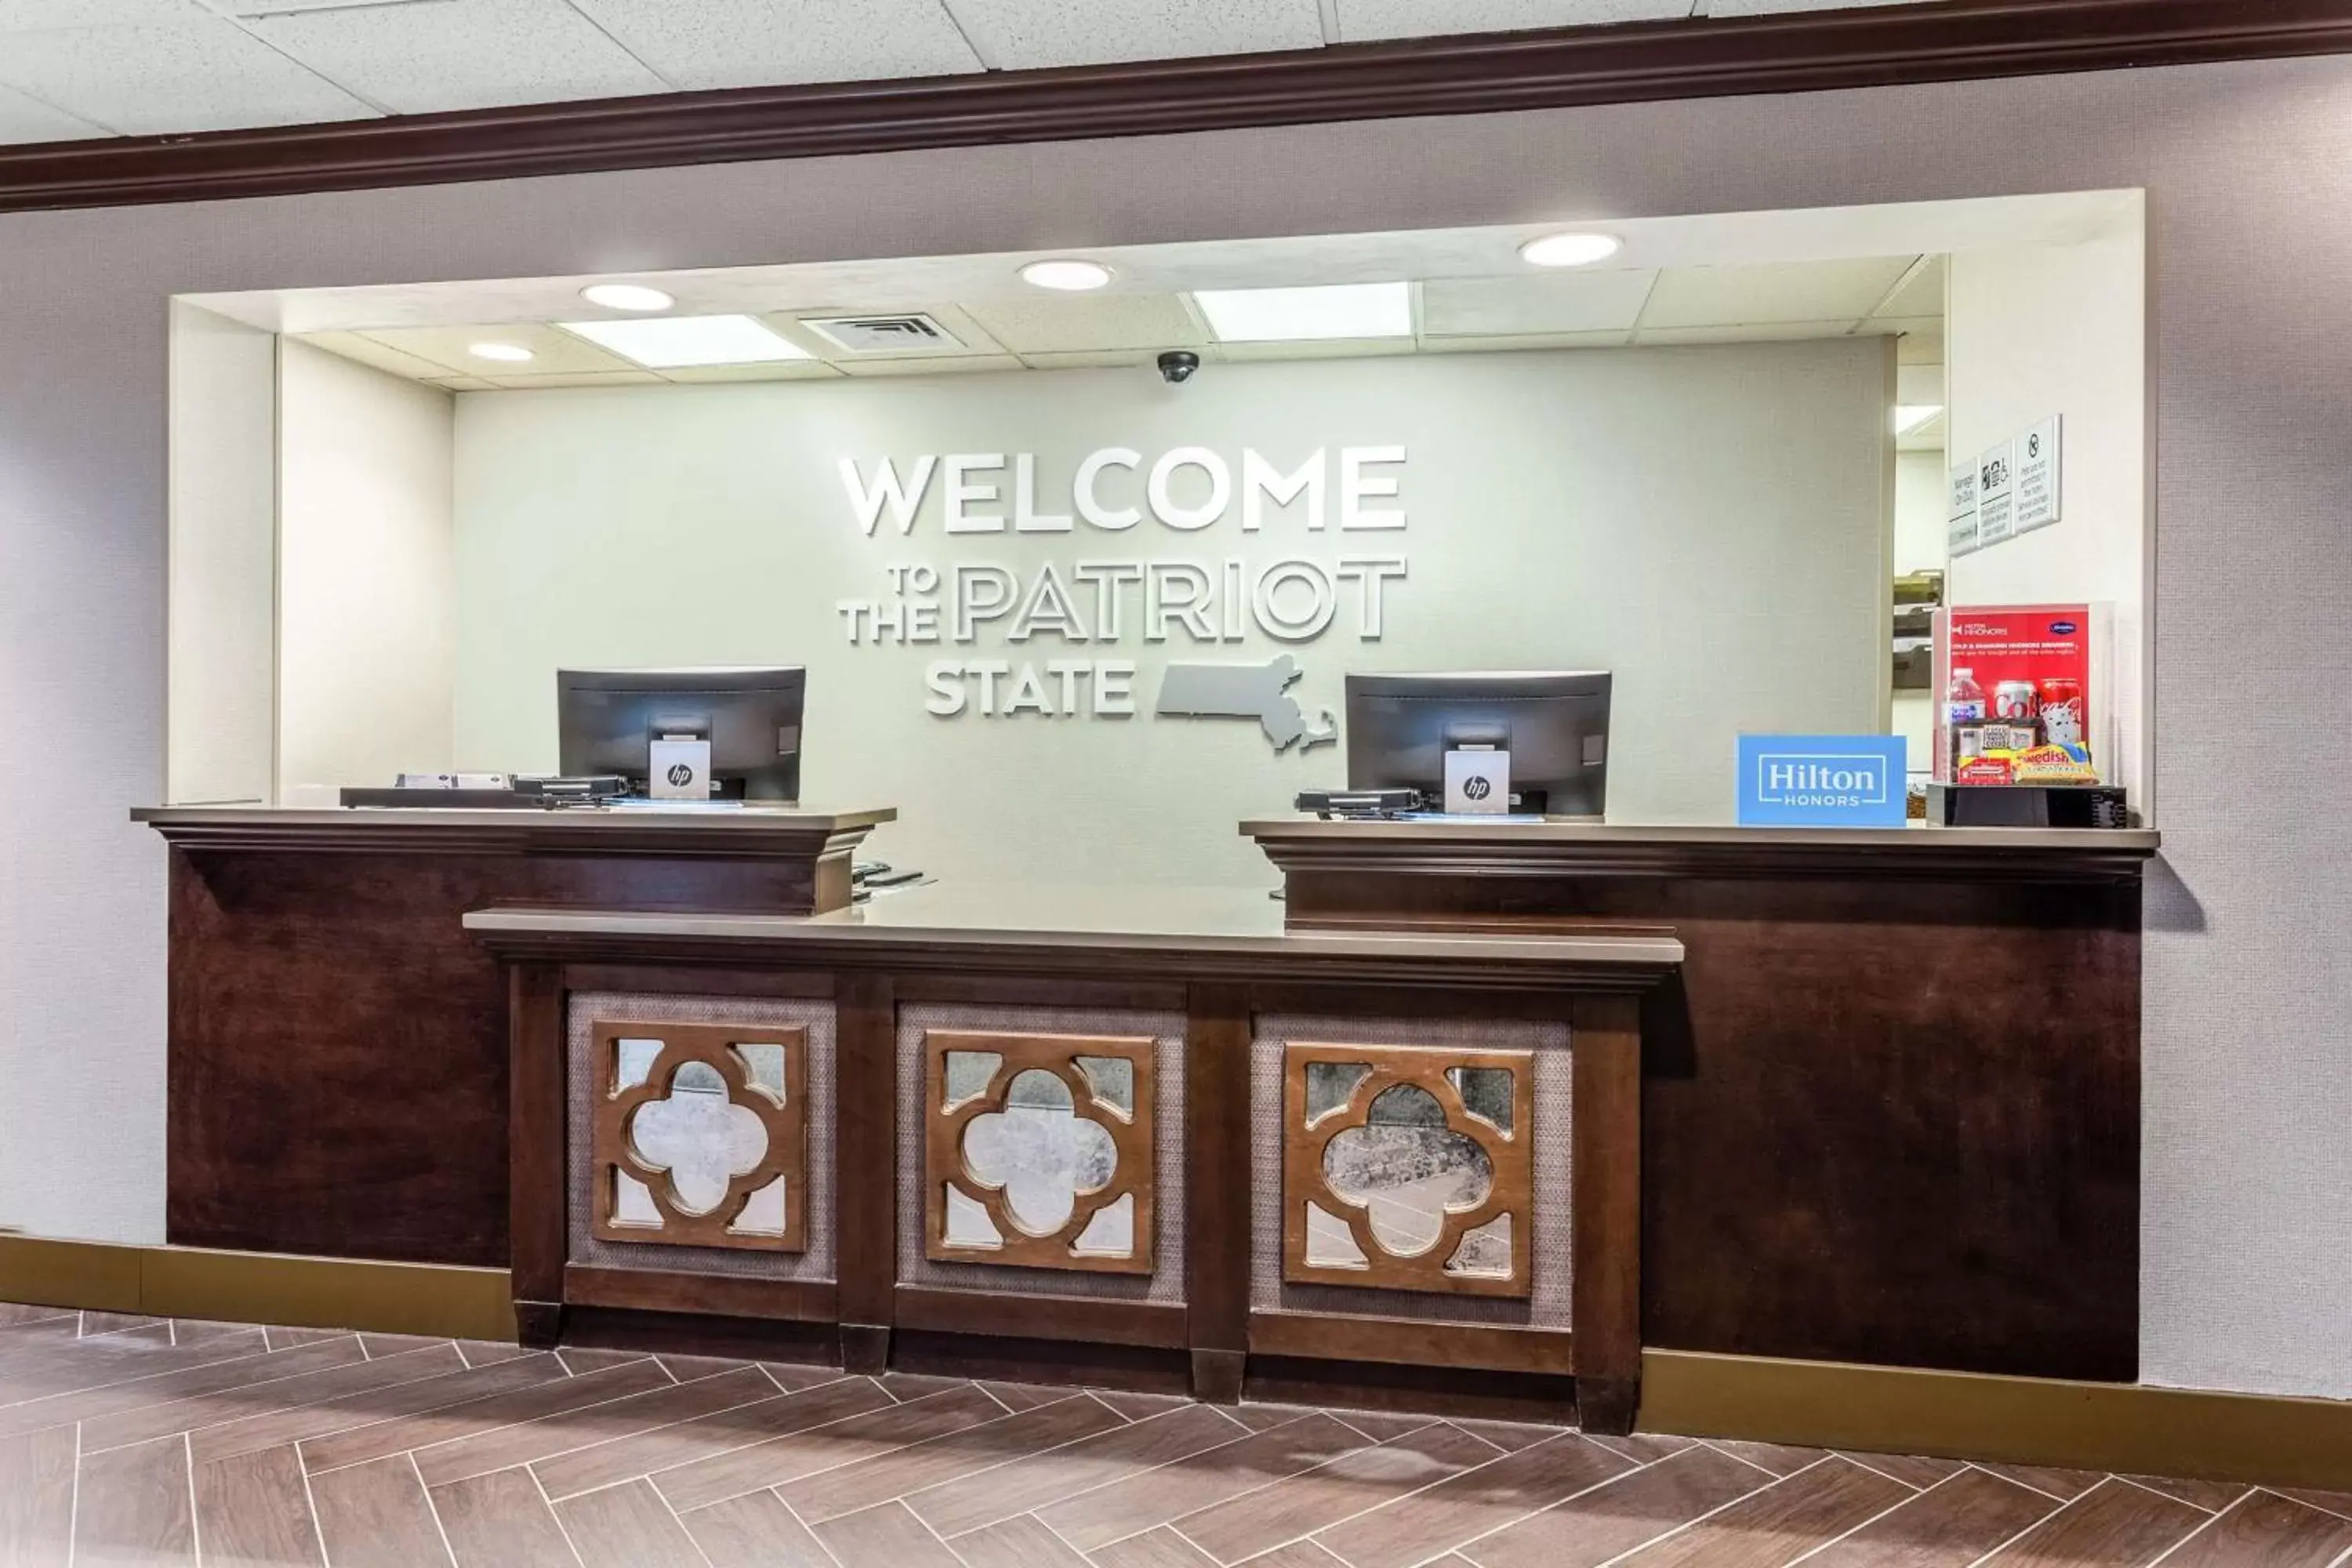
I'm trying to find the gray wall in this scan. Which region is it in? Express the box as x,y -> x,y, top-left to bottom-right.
2,55 -> 2346,1399
450,344 -> 1890,888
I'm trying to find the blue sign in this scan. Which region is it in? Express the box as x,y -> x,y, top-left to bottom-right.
1737,735 -> 1909,828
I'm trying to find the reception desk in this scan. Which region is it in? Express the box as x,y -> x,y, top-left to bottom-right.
136,805 -> 2158,1429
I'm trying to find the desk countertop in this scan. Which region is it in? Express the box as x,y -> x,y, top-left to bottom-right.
464,881 -> 1686,978
133,802 -> 897,856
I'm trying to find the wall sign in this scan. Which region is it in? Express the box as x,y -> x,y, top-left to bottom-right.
1947,461 -> 1981,557
1975,440 -> 2016,547
1737,735 -> 1908,828
833,445 -> 1409,743
2013,416 -> 2062,534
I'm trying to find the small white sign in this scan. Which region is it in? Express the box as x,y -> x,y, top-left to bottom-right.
1444,747 -> 1511,815
648,737 -> 711,800
1976,440 -> 2016,547
2014,416 -> 2062,534
1947,462 -> 1981,557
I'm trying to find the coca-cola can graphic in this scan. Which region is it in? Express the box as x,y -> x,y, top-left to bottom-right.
2040,677 -> 2085,747
1993,681 -> 2039,722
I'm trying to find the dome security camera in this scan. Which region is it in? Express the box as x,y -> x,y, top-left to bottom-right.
1157,350 -> 1201,385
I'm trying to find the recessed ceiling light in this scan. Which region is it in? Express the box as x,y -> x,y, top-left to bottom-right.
1019,260 -> 1112,292
1894,404 -> 1946,434
1192,282 -> 1414,343
468,342 -> 535,364
557,314 -> 813,369
579,283 -> 675,313
1519,232 -> 1624,269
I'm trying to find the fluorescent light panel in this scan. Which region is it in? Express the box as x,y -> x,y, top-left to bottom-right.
557,314 -> 811,368
1192,282 -> 1414,343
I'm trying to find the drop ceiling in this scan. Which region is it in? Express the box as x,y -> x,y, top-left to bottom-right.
0,0 -> 1944,144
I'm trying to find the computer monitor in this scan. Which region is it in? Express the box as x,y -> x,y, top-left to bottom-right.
557,667 -> 805,802
1345,671 -> 1612,818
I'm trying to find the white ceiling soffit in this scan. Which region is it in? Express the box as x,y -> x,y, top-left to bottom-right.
0,0 -> 1933,146
186,192 -> 2135,337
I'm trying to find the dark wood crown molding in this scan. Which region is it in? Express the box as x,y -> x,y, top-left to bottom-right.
4,0 -> 2351,215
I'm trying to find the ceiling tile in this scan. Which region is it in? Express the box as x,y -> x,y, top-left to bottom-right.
1420,270 -> 1657,336
960,294 -> 1203,355
1017,349 -> 1181,370
659,361 -> 844,383
360,324 -> 637,376
1337,0 -> 1686,43
0,18 -> 373,135
426,376 -> 499,392
0,79 -> 107,141
297,331 -> 458,381
1871,256 -> 1943,320
1633,321 -> 1860,345
1217,338 -> 1417,362
571,0 -> 982,89
0,1 -> 189,30
1419,329 -> 1632,353
482,370 -> 670,389
1639,256 -> 1914,328
247,0 -> 665,114
942,0 -> 1323,69
767,303 -> 1007,360
834,354 -> 1024,377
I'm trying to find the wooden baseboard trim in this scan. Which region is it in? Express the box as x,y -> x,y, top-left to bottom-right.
1644,1350 -> 2352,1490
0,1235 -> 514,1342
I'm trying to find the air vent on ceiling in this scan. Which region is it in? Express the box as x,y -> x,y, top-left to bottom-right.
799,314 -> 967,355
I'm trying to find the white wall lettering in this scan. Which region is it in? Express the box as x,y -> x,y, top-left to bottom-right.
1147,446 -> 1231,531
839,455 -> 936,537
1074,448 -> 1142,530
942,453 -> 1007,533
1242,448 -> 1326,532
1339,445 -> 1406,530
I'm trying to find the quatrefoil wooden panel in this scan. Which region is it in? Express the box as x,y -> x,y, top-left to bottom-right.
591,1020 -> 808,1253
1283,1040 -> 1535,1298
924,1029 -> 1156,1275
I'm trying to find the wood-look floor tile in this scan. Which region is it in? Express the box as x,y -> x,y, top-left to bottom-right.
1448,1418 -> 1569,1454
358,1333 -> 449,1359
194,1445 -> 326,1567
1702,1438 -> 1831,1476
171,1321 -> 277,1352
557,1347 -> 651,1375
1088,1525 -> 1223,1566
415,1364 -> 776,1489
1040,1412 -> 1370,1553
657,1383 -> 1006,1513
2125,1473 -> 2251,1512
1460,1441 -> 1783,1568
784,1386 -> 1127,1524
0,1304 -> 74,1330
1977,1462 -> 2106,1502
428,1465 -> 574,1568
2274,1489 -> 2352,1523
762,1360 -> 851,1392
2158,1490 -> 2352,1567
982,1381 -> 1078,1414
1977,1477 -> 2209,1566
0,1338 -> 364,1444
948,1512 -> 1094,1567
1179,1421 -> 1505,1563
1610,1456 -> 1909,1568
0,1323 -> 260,1403
303,1356 -> 673,1474
554,1476 -> 707,1568
0,1316 -> 88,1356
535,1375 -> 892,1501
80,1312 -> 168,1338
1094,1390 -> 1196,1422
880,1372 -> 970,1401
1839,1451 -> 1970,1490
815,1500 -> 964,1566
74,1433 -> 198,1566
1314,1431 -> 1635,1568
455,1340 -> 538,1368
185,1345 -> 537,1464
649,1353 -> 756,1381
911,1402 -> 1250,1538
1237,1544 -> 1351,1566
1329,1410 -> 1439,1443
308,1454 -> 456,1568
1801,1467 -> 2063,1567
681,1487 -> 840,1567
1580,1431 -> 1696,1464
1229,1403 -> 1319,1432
82,1343 -> 461,1455
0,1425 -> 76,1564
263,1326 -> 353,1352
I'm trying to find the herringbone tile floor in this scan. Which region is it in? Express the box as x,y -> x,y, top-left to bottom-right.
5,1304 -> 2350,1567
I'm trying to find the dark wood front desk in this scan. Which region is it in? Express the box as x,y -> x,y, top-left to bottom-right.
135,807 -> 2157,1432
